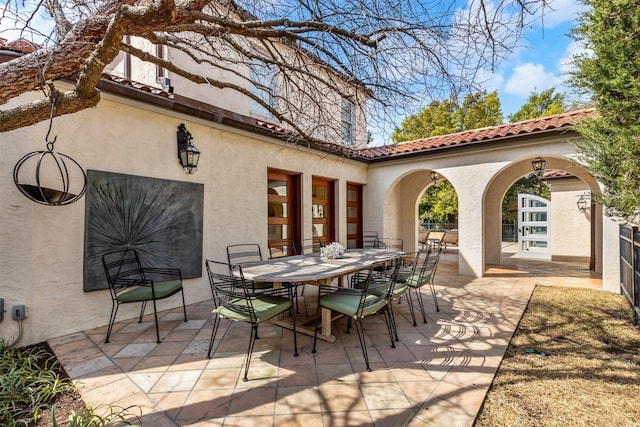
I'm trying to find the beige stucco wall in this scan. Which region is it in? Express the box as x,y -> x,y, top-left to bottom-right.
547,178 -> 591,261
0,90 -> 367,347
365,136 -> 617,290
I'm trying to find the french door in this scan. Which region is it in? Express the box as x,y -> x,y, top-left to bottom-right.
312,177 -> 334,245
346,183 -> 363,248
518,194 -> 551,259
268,170 -> 300,249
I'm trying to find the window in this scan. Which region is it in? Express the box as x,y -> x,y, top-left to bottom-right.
312,177 -> 335,244
251,60 -> 278,117
123,36 -> 131,80
341,99 -> 355,146
268,169 -> 300,247
346,183 -> 363,248
156,44 -> 166,79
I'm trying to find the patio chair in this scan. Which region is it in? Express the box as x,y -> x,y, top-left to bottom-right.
299,238 -> 322,254
351,254 -> 414,341
419,231 -> 431,251
102,248 -> 187,344
362,231 -> 379,249
205,260 -> 298,381
226,243 -> 273,293
268,240 -> 298,259
441,230 -> 458,253
268,240 -> 304,314
375,237 -> 403,251
313,261 -> 400,371
406,244 -> 443,325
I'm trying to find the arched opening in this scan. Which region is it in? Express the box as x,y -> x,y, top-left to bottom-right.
484,155 -> 602,275
377,168 -> 459,267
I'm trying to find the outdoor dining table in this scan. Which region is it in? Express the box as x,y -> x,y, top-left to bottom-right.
239,248 -> 404,342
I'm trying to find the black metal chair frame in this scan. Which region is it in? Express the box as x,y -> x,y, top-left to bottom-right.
206,260 -> 298,381
102,248 -> 187,344
407,245 -> 442,325
226,243 -> 273,293
268,239 -> 304,314
362,231 -> 379,249
313,260 -> 400,371
299,237 -> 324,254
385,251 -> 420,340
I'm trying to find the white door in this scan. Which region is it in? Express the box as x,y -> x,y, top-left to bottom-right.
518,194 -> 551,259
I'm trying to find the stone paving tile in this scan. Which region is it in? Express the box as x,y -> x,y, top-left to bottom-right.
47,251 -> 601,427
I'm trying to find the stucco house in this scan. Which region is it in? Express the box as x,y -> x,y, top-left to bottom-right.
0,35 -> 618,348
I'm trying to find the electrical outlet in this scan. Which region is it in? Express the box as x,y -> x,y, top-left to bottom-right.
12,304 -> 26,321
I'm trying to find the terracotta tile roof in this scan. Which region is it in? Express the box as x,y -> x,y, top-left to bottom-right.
0,37 -> 597,163
360,108 -> 598,159
0,37 -> 40,53
100,74 -> 173,98
543,169 -> 574,179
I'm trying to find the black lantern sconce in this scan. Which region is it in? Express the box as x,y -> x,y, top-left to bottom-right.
577,193 -> 590,213
177,123 -> 200,174
430,171 -> 442,183
531,157 -> 546,176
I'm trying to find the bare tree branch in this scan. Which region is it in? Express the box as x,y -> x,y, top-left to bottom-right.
0,0 -> 549,136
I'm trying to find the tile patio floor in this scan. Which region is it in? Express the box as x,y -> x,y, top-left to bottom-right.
48,248 -> 602,427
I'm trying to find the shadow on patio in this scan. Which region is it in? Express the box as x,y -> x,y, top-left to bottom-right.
48,249 -> 601,427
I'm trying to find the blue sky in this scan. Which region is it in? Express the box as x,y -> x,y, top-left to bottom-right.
367,0 -> 589,145
482,0 -> 587,117
1,0 -> 586,144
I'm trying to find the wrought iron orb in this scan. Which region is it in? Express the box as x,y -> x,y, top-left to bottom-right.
13,146 -> 87,206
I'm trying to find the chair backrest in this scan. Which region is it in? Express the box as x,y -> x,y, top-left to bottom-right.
300,238 -> 322,254
268,240 -> 298,258
362,231 -> 379,249
206,259 -> 256,321
227,243 -> 264,266
423,245 -> 443,283
377,237 -> 403,251
441,231 -> 458,245
102,249 -> 146,296
394,251 -> 420,281
357,259 -> 401,317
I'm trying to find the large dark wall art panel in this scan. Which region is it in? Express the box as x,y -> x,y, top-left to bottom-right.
83,170 -> 204,292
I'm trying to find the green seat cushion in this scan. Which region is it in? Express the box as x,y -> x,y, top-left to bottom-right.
405,275 -> 428,288
117,280 -> 182,303
217,295 -> 291,323
319,293 -> 387,318
395,268 -> 413,283
389,282 -> 408,299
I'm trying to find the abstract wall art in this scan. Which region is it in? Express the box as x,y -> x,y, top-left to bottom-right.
83,170 -> 204,291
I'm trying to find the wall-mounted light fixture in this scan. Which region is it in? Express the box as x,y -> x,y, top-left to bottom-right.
177,123 -> 200,174
531,157 -> 546,176
577,193 -> 590,213
430,171 -> 442,183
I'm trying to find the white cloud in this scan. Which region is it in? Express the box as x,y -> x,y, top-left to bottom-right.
503,63 -> 561,97
537,0 -> 587,28
0,1 -> 54,45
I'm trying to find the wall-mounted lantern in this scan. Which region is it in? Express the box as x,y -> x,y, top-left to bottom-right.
577,194 -> 589,213
430,171 -> 442,183
177,123 -> 200,174
531,157 -> 546,176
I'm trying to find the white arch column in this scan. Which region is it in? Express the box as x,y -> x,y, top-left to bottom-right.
447,167 -> 490,277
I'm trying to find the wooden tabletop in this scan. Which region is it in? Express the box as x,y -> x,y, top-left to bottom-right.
239,248 -> 404,283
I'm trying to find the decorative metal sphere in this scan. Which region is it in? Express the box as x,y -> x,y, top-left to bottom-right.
13,144 -> 87,206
